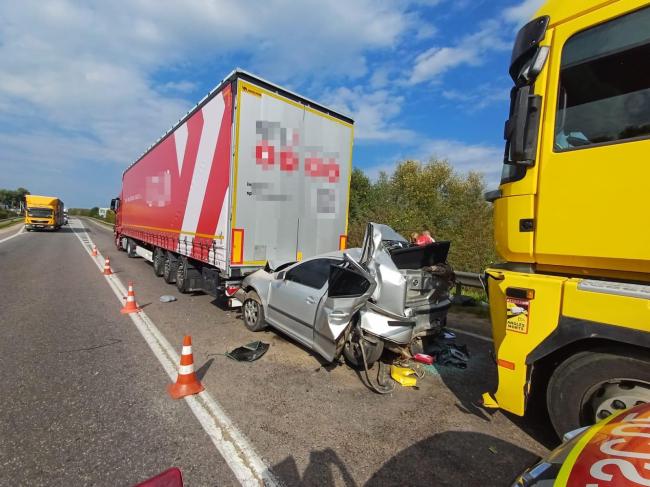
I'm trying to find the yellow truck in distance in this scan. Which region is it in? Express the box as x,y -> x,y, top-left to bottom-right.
25,195 -> 64,231
483,0 -> 650,437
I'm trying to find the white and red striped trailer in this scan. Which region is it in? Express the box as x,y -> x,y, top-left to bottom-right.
111,70 -> 353,297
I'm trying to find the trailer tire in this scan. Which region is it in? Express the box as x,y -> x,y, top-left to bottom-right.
176,257 -> 190,293
126,238 -> 137,258
547,350 -> 650,437
152,248 -> 165,277
163,252 -> 178,284
242,291 -> 266,332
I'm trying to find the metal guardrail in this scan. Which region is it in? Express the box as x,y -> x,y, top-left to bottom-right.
0,216 -> 22,224
454,271 -> 483,295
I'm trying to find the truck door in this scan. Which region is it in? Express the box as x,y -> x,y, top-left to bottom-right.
535,5 -> 650,274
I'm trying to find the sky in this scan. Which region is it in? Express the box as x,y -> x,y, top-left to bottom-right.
0,0 -> 544,208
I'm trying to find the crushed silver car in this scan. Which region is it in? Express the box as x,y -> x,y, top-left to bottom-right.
235,223 -> 454,370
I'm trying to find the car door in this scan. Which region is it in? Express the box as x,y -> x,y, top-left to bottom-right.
311,254 -> 377,361
266,258 -> 339,347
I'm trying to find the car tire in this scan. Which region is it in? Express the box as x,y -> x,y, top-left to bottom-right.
163,252 -> 178,284
152,248 -> 165,277
547,350 -> 650,437
343,327 -> 384,370
176,258 -> 189,293
242,291 -> 267,332
126,238 -> 137,258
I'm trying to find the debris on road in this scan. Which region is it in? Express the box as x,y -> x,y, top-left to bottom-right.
225,341 -> 269,362
390,365 -> 418,387
159,295 -> 177,303
434,343 -> 470,369
413,353 -> 434,365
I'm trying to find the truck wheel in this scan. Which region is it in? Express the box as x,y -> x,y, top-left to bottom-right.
163,252 -> 178,284
126,238 -> 137,258
547,350 -> 650,436
176,258 -> 189,293
242,291 -> 267,331
152,248 -> 165,277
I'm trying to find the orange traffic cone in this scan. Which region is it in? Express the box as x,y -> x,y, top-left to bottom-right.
168,336 -> 204,399
120,282 -> 141,314
91,244 -> 98,256
103,257 -> 113,275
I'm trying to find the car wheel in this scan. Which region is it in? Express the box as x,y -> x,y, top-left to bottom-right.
343,325 -> 384,369
176,258 -> 189,293
547,350 -> 650,436
152,248 -> 165,277
163,252 -> 177,284
242,291 -> 267,331
126,238 -> 137,258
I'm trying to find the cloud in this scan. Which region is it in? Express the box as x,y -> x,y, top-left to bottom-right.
503,0 -> 546,26
323,86 -> 416,143
442,83 -> 510,111
0,0 -> 422,206
408,19 -> 508,84
363,139 -> 503,186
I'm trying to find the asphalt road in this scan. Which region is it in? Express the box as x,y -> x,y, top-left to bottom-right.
0,219 -> 553,486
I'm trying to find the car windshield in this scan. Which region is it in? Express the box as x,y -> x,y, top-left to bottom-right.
28,208 -> 53,218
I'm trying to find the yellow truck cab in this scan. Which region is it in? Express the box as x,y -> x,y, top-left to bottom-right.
25,195 -> 64,231
484,0 -> 650,436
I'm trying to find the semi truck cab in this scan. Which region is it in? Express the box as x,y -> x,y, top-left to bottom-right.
484,0 -> 650,436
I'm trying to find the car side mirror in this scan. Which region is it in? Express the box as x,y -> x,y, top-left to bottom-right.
276,271 -> 286,280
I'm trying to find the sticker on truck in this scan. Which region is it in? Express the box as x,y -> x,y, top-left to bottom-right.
505,297 -> 530,334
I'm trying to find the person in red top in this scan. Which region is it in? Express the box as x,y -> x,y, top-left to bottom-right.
416,230 -> 435,246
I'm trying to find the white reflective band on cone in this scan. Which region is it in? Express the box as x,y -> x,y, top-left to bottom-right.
178,364 -> 195,375
182,346 -> 192,355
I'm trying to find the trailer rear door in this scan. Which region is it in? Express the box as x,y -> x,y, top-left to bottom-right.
231,79 -> 353,270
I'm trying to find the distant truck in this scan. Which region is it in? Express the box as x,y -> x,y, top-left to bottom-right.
25,195 -> 64,231
111,70 -> 353,299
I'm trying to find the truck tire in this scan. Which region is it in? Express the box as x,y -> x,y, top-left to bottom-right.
152,248 -> 165,277
547,350 -> 650,436
126,238 -> 137,258
242,291 -> 267,331
176,257 -> 189,293
163,252 -> 178,284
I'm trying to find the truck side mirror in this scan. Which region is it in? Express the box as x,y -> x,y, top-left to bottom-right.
505,85 -> 542,167
110,198 -> 120,211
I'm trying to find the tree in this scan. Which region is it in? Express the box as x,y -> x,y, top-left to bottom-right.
347,160 -> 496,272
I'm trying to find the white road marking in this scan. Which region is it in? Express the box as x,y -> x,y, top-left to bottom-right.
448,327 -> 493,343
0,225 -> 25,244
69,219 -> 280,487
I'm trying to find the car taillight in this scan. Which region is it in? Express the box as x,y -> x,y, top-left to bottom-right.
225,286 -> 240,297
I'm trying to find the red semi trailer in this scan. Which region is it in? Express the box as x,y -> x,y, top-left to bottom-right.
111,70 -> 354,300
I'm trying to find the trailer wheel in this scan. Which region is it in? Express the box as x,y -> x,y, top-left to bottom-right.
126,238 -> 137,258
547,350 -> 650,437
242,291 -> 267,331
176,258 -> 189,293
152,248 -> 165,277
163,252 -> 178,284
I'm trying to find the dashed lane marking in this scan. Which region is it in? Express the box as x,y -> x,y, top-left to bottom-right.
0,225 -> 25,244
69,218 -> 280,487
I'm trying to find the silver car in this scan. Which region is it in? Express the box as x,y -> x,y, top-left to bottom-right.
235,223 -> 454,368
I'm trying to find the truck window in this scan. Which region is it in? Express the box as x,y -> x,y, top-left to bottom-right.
554,6 -> 650,151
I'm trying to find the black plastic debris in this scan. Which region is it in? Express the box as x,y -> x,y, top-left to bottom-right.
435,343 -> 470,369
225,341 -> 269,362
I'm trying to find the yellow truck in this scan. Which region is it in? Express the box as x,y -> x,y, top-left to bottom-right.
483,0 -> 650,436
25,195 -> 64,231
